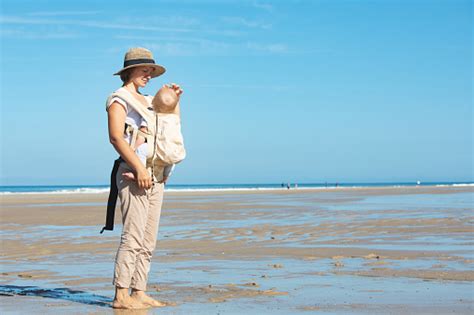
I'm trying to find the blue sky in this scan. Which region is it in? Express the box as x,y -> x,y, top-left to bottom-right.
0,0 -> 472,185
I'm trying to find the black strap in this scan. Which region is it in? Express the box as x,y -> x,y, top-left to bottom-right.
124,58 -> 155,67
100,158 -> 123,233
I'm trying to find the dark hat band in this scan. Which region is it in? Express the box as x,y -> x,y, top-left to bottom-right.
124,58 -> 155,68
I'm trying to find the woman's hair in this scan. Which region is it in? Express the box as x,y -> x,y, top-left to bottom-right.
120,68 -> 134,84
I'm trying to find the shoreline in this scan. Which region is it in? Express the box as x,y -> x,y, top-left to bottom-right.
0,182 -> 472,196
1,183 -> 473,198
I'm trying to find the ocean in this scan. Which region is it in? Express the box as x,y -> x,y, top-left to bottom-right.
0,181 -> 472,194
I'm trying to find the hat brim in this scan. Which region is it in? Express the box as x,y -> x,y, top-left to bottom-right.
113,63 -> 166,78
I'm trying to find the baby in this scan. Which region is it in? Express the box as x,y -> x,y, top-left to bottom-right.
122,85 -> 184,183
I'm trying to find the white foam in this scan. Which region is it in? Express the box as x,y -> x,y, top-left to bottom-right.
0,188 -> 110,195
436,183 -> 474,187
0,186 -> 334,195
1,183 -> 472,195
164,186 -> 331,193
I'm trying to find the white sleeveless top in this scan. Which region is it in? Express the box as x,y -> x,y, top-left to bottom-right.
106,87 -> 153,143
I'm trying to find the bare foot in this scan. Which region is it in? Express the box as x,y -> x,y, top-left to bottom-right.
113,287 -> 149,309
122,172 -> 136,181
112,296 -> 149,309
131,291 -> 168,307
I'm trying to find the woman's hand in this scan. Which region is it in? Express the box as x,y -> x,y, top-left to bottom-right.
169,83 -> 183,96
136,166 -> 152,189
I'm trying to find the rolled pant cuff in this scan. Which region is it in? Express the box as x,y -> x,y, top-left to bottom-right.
130,282 -> 147,291
113,279 -> 131,289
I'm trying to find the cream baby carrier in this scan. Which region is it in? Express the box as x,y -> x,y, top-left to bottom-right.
108,88 -> 186,165
101,87 -> 185,233
155,114 -> 186,165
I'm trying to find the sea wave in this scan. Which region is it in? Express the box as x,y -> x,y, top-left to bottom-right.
0,186 -> 318,195
0,188 -> 110,195
163,186 -> 335,192
1,182 -> 472,195
435,183 -> 474,187
0,186 -> 351,195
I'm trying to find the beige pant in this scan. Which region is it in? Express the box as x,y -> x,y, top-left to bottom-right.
113,162 -> 164,291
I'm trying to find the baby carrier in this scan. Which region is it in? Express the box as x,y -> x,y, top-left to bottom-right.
155,113 -> 186,165
100,88 -> 185,233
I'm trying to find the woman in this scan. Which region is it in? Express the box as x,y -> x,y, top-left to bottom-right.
106,47 -> 183,309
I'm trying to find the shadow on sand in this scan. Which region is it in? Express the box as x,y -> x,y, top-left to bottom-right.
0,284 -> 112,308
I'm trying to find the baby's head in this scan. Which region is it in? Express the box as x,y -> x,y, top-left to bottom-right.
152,85 -> 178,113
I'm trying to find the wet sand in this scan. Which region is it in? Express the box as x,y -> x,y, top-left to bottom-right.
0,186 -> 473,314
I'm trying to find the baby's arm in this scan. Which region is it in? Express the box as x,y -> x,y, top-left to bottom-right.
123,121 -> 148,182
135,120 -> 148,148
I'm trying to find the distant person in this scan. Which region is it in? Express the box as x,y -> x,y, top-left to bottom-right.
104,47 -> 183,309
287,183 -> 290,190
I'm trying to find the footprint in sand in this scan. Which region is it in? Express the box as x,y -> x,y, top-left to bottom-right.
333,261 -> 344,267
269,264 -> 284,268
364,253 -> 381,259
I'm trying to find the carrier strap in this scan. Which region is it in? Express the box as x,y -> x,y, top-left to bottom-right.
130,127 -> 138,150
100,157 -> 122,233
112,88 -> 157,136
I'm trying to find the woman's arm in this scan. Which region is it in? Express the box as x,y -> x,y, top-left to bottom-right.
108,102 -> 152,189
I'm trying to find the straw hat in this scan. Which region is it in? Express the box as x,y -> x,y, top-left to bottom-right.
113,47 -> 166,78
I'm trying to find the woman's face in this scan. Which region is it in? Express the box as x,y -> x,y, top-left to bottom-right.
129,66 -> 154,88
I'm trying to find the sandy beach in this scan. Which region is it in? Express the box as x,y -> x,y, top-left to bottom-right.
0,185 -> 473,314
